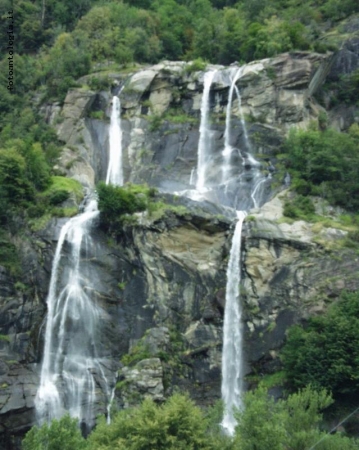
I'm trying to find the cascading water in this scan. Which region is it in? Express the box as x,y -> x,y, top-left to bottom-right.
221,67 -> 243,185
234,85 -> 251,153
35,199 -> 111,427
219,66 -> 269,211
106,96 -> 123,186
220,68 -> 271,434
221,210 -> 247,436
196,70 -> 216,191
251,174 -> 271,209
36,94 -> 125,428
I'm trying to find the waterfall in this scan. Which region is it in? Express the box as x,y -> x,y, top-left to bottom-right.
234,85 -> 251,153
251,174 -> 271,209
221,210 -> 247,436
35,199 -> 112,426
106,96 -> 123,186
221,67 -> 243,184
196,70 -> 216,191
189,167 -> 196,186
36,92 -> 125,427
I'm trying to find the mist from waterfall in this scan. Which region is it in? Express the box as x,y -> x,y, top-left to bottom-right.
221,211 -> 247,435
106,96 -> 123,186
196,70 -> 216,191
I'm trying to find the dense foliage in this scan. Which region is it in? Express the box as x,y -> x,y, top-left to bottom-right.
2,0 -> 356,141
22,389 -> 359,449
234,385 -> 358,450
96,182 -> 156,230
22,414 -> 87,450
282,124 -> 359,212
4,0 -> 359,86
281,291 -> 359,397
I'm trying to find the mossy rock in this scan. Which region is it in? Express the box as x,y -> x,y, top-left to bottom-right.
42,176 -> 84,204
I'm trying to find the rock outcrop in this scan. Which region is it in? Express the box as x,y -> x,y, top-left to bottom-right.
51,52 -> 332,196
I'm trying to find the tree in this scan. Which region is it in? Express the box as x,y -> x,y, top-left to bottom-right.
281,291 -> 359,396
283,127 -> 359,211
41,33 -> 91,100
97,182 -> 149,231
234,385 -> 358,450
87,393 -> 214,450
0,148 -> 33,205
22,414 -> 88,450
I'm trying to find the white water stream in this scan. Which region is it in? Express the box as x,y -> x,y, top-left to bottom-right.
220,67 -> 270,434
36,94 -> 125,427
221,67 -> 243,184
35,199 -> 107,426
106,96 -> 123,186
196,70 -> 216,191
221,211 -> 247,435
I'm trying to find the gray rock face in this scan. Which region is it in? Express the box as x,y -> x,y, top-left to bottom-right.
328,37 -> 359,81
47,53 -> 332,205
242,193 -> 359,375
3,44 -> 358,446
0,236 -> 50,449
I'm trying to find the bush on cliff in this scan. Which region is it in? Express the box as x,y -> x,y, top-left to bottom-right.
96,182 -> 156,230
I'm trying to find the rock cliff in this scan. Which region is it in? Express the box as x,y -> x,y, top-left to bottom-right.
1,40 -> 359,447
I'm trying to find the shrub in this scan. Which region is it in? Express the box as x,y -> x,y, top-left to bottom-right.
185,58 -> 207,73
283,195 -> 315,220
97,182 -> 150,230
48,190 -> 70,206
88,76 -> 111,91
43,176 -> 84,204
0,232 -> 20,275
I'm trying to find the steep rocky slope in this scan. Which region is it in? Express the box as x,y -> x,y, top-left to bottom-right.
1,31 -> 359,446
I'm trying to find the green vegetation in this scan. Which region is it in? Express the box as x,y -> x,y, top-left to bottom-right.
281,124 -> 359,213
97,182 -> 188,232
87,393 -> 213,450
235,385 -> 358,450
247,371 -> 287,389
22,414 -> 88,450
185,58 -> 207,73
42,176 -> 84,205
283,195 -> 315,220
96,182 -> 154,230
120,340 -> 152,367
23,388 -> 359,449
0,232 -> 20,275
4,0 -> 358,94
281,291 -> 359,397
